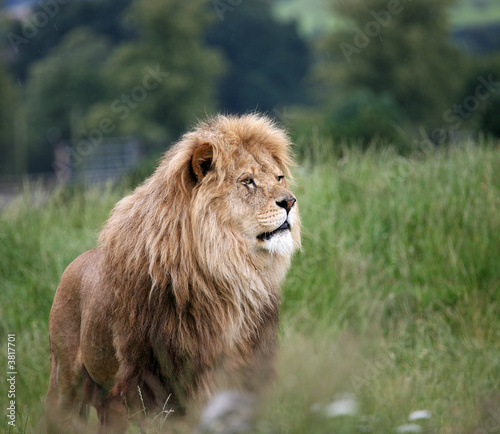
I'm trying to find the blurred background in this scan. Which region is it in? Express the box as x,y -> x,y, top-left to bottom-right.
0,0 -> 499,186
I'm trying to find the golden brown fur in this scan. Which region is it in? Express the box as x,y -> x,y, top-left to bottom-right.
46,114 -> 301,432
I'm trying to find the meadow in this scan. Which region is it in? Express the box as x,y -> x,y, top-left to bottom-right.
1,140 -> 499,433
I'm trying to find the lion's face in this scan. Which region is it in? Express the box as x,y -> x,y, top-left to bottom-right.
192,144 -> 300,257
228,148 -> 299,256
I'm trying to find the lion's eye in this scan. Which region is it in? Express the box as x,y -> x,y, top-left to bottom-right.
277,175 -> 285,183
242,177 -> 255,186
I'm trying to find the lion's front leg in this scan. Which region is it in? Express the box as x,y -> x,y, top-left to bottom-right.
94,392 -> 129,434
243,331 -> 278,393
45,355 -> 88,433
222,317 -> 279,394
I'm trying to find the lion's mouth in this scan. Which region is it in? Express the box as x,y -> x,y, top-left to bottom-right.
257,221 -> 290,241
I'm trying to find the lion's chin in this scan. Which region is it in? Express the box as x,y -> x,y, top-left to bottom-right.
258,229 -> 296,256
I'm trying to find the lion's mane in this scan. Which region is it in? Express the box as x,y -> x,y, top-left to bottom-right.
97,114 -> 298,408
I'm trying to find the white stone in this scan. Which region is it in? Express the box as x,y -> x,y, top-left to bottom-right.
323,394 -> 358,418
408,409 -> 431,421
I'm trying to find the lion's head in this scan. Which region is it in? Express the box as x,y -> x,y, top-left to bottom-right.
188,115 -> 301,258
99,114 -> 300,340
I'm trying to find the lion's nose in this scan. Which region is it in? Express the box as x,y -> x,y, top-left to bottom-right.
276,196 -> 296,213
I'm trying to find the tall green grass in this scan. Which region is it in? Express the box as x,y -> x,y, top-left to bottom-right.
272,143 -> 500,433
1,142 -> 499,432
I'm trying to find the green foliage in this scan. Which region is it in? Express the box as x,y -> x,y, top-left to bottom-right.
12,0 -> 225,173
0,62 -> 19,175
458,54 -> 500,137
324,89 -> 404,147
480,93 -> 500,136
24,27 -> 112,170
322,0 -> 469,131
83,0 -> 224,144
207,0 -> 310,113
1,142 -> 500,432
6,0 -> 133,81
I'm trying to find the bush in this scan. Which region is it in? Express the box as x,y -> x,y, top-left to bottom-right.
480,93 -> 500,137
325,89 -> 404,147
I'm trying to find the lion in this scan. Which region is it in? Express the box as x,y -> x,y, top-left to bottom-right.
45,114 -> 301,433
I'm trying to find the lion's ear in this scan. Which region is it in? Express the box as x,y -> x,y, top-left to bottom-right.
191,143 -> 213,182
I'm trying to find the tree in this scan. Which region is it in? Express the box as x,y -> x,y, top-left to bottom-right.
5,0 -> 134,82
21,0 -> 224,172
24,27 -> 111,172
322,0 -> 468,131
84,0 -> 224,144
475,57 -> 500,138
207,0 -> 310,114
0,62 -> 20,175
